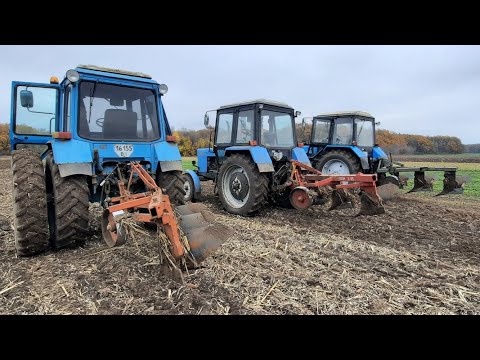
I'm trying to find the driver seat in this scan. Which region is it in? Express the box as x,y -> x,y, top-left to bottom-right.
103,109 -> 138,139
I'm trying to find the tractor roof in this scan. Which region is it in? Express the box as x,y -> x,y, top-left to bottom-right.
76,65 -> 153,79
219,99 -> 293,110
315,111 -> 374,119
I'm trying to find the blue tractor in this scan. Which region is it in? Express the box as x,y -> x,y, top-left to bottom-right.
302,111 -> 464,195
183,100 -> 384,215
9,65 -> 228,262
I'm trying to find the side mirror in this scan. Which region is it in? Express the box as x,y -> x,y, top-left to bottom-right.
295,111 -> 302,117
375,121 -> 381,126
302,118 -> 306,130
192,160 -> 197,166
20,90 -> 34,108
204,113 -> 210,127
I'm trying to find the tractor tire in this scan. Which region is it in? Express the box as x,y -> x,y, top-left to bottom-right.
45,152 -> 90,249
315,150 -> 362,175
218,154 -> 269,216
11,149 -> 49,256
183,173 -> 195,203
157,170 -> 186,206
274,190 -> 293,209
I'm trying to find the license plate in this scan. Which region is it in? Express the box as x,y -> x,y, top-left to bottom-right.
114,144 -> 134,157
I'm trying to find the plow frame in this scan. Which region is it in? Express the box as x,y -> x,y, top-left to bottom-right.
289,160 -> 382,202
102,162 -> 185,258
378,165 -> 463,195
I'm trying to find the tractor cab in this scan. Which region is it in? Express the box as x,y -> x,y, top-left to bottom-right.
311,112 -> 375,148
207,99 -> 302,162
10,65 -> 185,203
191,99 -> 306,183
304,111 -> 389,175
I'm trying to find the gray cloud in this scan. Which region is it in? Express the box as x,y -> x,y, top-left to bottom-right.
1,45 -> 479,143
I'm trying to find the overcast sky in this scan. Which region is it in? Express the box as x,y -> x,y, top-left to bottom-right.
1,45 -> 479,144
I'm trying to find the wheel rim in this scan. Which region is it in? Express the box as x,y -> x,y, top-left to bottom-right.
184,178 -> 192,200
289,187 -> 312,210
222,164 -> 250,209
322,159 -> 350,175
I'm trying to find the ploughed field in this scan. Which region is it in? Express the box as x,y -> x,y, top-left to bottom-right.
1,156 -> 479,314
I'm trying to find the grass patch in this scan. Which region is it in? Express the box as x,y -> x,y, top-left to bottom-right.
182,157 -> 197,171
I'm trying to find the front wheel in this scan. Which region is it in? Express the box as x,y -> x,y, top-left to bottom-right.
183,173 -> 195,202
218,154 -> 268,216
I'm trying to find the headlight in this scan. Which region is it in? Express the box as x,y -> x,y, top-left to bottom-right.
159,84 -> 168,95
66,69 -> 80,83
272,150 -> 283,161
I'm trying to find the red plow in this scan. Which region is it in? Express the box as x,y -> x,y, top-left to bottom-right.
101,162 -> 233,270
286,160 -> 385,216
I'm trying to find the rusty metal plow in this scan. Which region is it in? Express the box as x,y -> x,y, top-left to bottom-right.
101,162 -> 234,273
390,167 -> 466,196
288,160 -> 385,216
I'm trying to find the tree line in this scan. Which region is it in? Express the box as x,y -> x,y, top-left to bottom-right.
375,129 -> 465,154
0,123 -> 475,156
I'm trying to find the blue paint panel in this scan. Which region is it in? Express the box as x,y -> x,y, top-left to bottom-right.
302,145 -> 310,153
153,141 -> 182,162
93,142 -> 156,170
226,146 -> 273,166
325,145 -> 368,159
197,147 -> 215,174
372,146 -> 388,159
185,170 -> 202,194
292,147 -> 312,166
50,139 -> 93,164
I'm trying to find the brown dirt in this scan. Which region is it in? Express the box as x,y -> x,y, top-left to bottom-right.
1,155 -> 479,314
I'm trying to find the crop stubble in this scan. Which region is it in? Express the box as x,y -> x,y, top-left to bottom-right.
0,156 -> 479,314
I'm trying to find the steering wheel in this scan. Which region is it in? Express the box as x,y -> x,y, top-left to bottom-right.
96,118 -> 104,127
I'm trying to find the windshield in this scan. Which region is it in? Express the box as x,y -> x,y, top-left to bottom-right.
78,81 -> 160,141
355,118 -> 374,147
332,118 -> 353,145
313,119 -> 331,143
260,110 -> 295,147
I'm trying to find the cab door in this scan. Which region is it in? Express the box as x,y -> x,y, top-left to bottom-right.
213,108 -> 235,160
10,81 -> 60,152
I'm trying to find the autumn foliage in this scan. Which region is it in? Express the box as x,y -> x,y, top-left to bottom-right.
0,124 -> 10,154
376,129 -> 464,155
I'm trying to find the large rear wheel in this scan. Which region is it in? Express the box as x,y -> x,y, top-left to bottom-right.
315,150 -> 362,175
11,149 -> 49,256
218,154 -> 268,216
156,170 -> 186,206
45,152 -> 90,249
